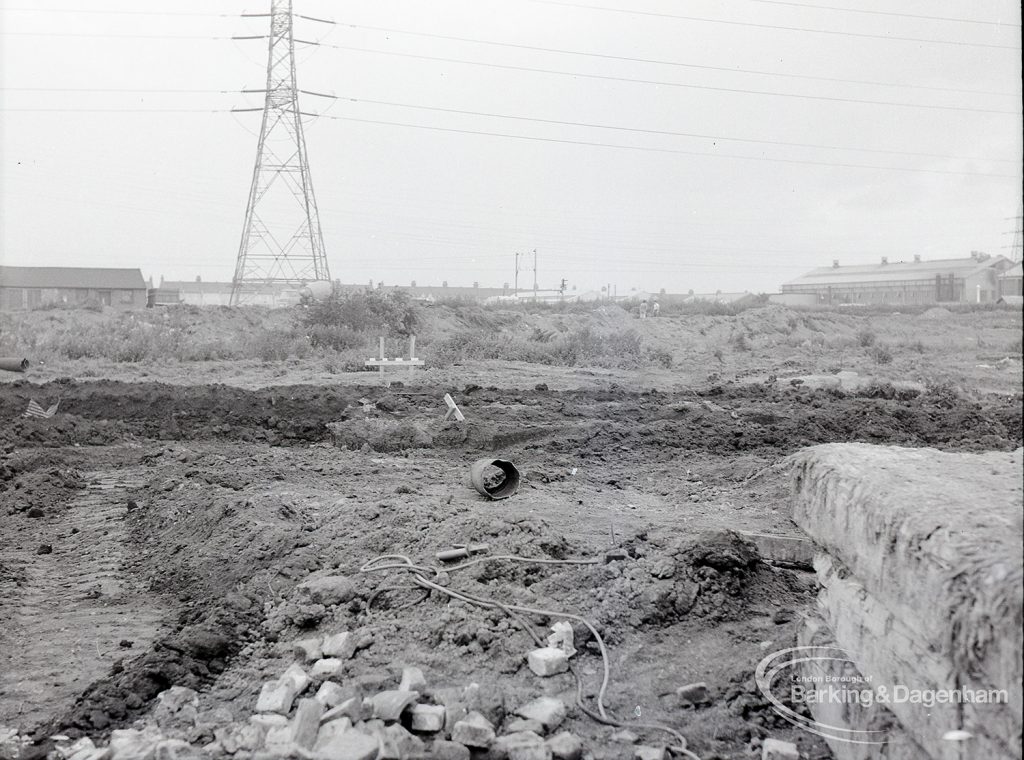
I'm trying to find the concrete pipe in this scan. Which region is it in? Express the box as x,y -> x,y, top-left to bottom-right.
470,458 -> 521,500
0,358 -> 29,373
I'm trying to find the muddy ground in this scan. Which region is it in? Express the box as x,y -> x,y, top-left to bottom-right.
1,376 -> 1021,760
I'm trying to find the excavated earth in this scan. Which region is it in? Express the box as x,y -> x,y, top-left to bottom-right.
0,378 -> 1021,760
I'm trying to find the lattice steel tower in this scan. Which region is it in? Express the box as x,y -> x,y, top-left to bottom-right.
231,0 -> 329,305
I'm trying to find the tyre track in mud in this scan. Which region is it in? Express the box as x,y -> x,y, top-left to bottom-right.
0,469 -> 169,731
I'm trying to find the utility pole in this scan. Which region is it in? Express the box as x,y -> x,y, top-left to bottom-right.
514,252 -> 522,295
532,248 -> 538,302
230,0 -> 330,306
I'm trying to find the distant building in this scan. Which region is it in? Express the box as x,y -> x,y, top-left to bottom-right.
0,266 -> 147,310
158,277 -> 301,307
781,253 -> 1014,305
998,261 -> 1022,298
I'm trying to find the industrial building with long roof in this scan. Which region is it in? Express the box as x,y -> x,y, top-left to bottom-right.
781,252 -> 1015,306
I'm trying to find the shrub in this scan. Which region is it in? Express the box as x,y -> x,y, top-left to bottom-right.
300,289 -> 419,337
306,324 -> 365,351
869,344 -> 893,364
857,329 -> 877,347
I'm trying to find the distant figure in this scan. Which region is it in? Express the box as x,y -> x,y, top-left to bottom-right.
639,300 -> 648,319
652,300 -> 661,317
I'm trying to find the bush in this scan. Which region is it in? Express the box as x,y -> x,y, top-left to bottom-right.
300,290 -> 419,337
857,329 -> 877,347
869,343 -> 893,364
306,324 -> 365,351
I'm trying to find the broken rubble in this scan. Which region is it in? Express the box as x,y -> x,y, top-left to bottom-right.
380,725 -> 426,760
312,725 -> 378,760
310,658 -> 344,680
431,740 -> 470,760
281,663 -> 312,693
255,680 -> 299,715
313,718 -> 353,752
297,574 -> 356,605
314,682 -> 347,708
290,698 -> 324,749
321,696 -> 369,724
108,726 -> 164,760
515,697 -> 567,732
633,747 -> 666,760
609,729 -> 639,744
505,719 -> 546,735
761,738 -> 800,760
399,666 -> 427,692
545,732 -> 583,760
370,690 -> 420,721
450,711 -> 496,749
321,632 -> 356,660
292,638 -> 323,663
527,648 -> 569,677
491,731 -> 551,760
546,622 -> 576,658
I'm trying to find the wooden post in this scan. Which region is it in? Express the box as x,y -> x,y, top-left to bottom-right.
379,337 -> 386,384
408,335 -> 416,378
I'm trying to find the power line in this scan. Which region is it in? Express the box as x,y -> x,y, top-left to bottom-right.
288,110 -> 1020,178
320,44 -> 1021,115
335,95 -> 1016,163
741,0 -> 1021,28
0,6 -> 233,16
0,87 -> 236,93
524,0 -> 1021,49
338,22 -> 1018,97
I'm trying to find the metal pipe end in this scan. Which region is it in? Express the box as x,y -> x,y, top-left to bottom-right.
470,458 -> 521,500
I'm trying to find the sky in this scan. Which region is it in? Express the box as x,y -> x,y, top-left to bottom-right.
1,0 -> 1021,295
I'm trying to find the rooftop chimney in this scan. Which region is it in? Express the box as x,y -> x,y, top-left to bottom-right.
832,259 -> 839,268
881,256 -> 888,265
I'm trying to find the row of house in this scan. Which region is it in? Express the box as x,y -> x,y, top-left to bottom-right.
1,254 -> 1022,311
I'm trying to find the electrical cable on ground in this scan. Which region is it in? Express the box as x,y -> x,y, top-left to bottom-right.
359,553 -> 701,759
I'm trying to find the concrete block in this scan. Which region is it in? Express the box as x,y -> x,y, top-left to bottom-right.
380,725 -> 426,759
314,681 -> 347,708
408,704 -> 445,733
546,732 -> 583,760
505,719 -> 545,735
262,725 -> 293,753
370,690 -> 420,721
761,738 -> 799,760
514,697 -> 567,731
321,632 -> 356,660
292,638 -> 323,663
738,531 -> 814,570
311,725 -> 378,760
310,658 -> 344,680
431,741 -> 470,760
290,698 -> 323,749
281,663 -> 311,694
546,622 -> 576,657
450,711 -> 496,748
109,727 -> 164,760
610,729 -> 638,744
399,666 -> 427,692
321,696 -> 369,724
249,714 -> 289,729
255,680 -> 298,715
492,731 -> 551,760
634,747 -> 666,760
313,718 -> 352,752
527,648 -> 569,677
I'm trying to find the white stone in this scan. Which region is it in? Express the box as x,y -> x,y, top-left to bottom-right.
312,729 -> 378,760
526,648 -> 569,677
290,698 -> 324,749
321,697 -> 368,724
492,731 -> 551,760
321,632 -> 356,660
249,714 -> 289,730
408,704 -> 445,733
762,738 -> 800,760
634,747 -> 667,760
313,718 -> 352,753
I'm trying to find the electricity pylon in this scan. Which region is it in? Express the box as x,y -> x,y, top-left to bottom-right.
230,0 -> 329,306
